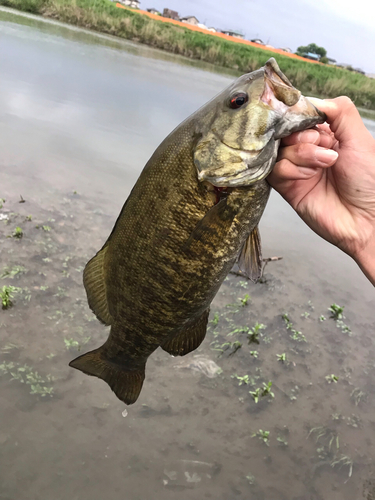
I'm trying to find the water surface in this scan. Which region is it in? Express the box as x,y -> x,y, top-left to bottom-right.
1,8 -> 374,500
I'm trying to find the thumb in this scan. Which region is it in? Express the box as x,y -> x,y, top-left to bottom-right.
308,96 -> 373,150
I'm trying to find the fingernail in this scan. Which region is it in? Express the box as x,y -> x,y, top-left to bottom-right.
299,129 -> 320,143
315,149 -> 338,164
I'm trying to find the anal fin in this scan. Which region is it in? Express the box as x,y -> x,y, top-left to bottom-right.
237,226 -> 263,282
161,308 -> 210,356
83,244 -> 112,326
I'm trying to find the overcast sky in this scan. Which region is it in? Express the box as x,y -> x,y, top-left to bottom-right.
143,0 -> 375,74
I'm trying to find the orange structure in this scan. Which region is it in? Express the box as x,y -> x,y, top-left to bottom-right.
115,3 -> 320,65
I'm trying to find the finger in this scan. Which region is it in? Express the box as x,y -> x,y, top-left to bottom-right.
268,159 -> 321,188
316,130 -> 336,149
281,128 -> 335,149
281,129 -> 320,147
308,97 -> 373,148
278,143 -> 339,168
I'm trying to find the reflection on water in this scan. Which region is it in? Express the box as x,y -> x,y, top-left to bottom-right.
1,8 -> 375,500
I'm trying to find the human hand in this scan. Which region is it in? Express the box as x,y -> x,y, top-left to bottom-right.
267,96 -> 375,285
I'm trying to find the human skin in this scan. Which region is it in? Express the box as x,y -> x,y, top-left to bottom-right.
268,96 -> 375,286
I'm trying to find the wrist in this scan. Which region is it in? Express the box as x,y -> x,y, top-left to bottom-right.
353,235 -> 375,286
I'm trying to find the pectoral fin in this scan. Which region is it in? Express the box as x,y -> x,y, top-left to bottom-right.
237,226 -> 263,282
161,308 -> 210,356
182,197 -> 236,252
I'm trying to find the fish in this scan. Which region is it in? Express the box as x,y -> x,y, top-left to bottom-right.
69,58 -> 326,405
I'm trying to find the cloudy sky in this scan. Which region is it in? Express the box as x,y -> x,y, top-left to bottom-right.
144,0 -> 375,74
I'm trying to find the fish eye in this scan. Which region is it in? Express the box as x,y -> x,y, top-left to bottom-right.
230,92 -> 249,109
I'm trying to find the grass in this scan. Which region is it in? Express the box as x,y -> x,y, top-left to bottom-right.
0,360 -> 55,397
1,0 -> 375,108
1,285 -> 17,309
252,429 -> 270,446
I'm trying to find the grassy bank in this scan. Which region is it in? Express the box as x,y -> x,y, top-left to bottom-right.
2,0 -> 375,109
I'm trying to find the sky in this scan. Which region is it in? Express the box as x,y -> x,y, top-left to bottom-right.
142,0 -> 375,74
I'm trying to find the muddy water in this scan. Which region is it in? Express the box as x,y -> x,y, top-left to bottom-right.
1,8 -> 375,500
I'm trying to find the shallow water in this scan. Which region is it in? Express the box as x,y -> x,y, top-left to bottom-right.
0,8 -> 375,500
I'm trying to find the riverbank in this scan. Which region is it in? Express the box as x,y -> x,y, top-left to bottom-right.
1,0 -> 375,109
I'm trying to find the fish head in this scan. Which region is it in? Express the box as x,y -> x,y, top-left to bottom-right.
193,58 -> 326,187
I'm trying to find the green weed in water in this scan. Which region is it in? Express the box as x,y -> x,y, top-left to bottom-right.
231,374 -> 250,386
282,313 -> 306,342
252,429 -> 270,446
0,198 -> 5,209
277,435 -> 288,446
325,374 -> 339,384
1,265 -> 27,279
0,360 -> 55,397
246,474 -> 255,485
12,226 -> 23,238
1,285 -> 17,309
239,294 -> 250,306
350,388 -> 366,406
250,381 -> 274,403
277,353 -> 287,363
328,303 -> 344,320
210,312 -> 220,326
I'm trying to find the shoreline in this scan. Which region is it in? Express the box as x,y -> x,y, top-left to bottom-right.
1,0 -> 375,109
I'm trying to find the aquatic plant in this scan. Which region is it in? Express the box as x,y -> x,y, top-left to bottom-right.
0,198 -> 5,209
250,381 -> 274,403
0,360 -> 55,397
277,435 -> 288,446
282,313 -> 307,342
325,374 -> 339,384
276,353 -> 286,363
239,293 -> 250,306
0,265 -> 27,279
252,429 -> 270,445
231,374 -> 250,386
350,387 -> 367,406
12,226 -> 23,238
328,303 -> 344,320
210,312 -> 220,326
1,285 -> 17,309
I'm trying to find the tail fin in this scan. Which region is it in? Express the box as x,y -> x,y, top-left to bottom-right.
69,348 -> 145,405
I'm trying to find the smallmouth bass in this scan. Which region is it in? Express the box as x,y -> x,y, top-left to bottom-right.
70,58 -> 325,405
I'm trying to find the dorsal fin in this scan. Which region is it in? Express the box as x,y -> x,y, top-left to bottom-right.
161,308 -> 210,356
83,244 -> 112,326
237,226 -> 263,282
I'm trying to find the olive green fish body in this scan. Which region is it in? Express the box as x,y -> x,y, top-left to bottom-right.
70,58 -> 326,405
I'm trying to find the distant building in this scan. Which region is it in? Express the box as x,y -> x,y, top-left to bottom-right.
117,0 -> 140,8
326,57 -> 336,64
147,8 -> 160,15
303,52 -> 320,61
180,16 -> 199,25
221,30 -> 245,39
251,38 -> 264,45
207,27 -> 217,32
163,8 -> 179,20
367,73 -> 375,79
279,47 -> 292,53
